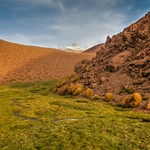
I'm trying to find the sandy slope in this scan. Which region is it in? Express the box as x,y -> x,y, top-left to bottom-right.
0,40 -> 95,84
83,43 -> 105,53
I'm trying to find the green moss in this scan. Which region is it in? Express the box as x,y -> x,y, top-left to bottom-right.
125,88 -> 135,94
92,94 -> 100,100
85,65 -> 92,72
0,81 -> 150,150
119,89 -> 126,95
71,76 -> 80,83
119,87 -> 135,95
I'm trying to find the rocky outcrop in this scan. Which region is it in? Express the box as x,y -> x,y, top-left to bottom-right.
74,12 -> 150,102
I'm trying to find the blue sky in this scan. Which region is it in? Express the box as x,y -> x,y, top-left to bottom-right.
0,0 -> 150,48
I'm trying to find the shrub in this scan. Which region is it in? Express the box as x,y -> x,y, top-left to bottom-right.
68,83 -> 75,94
61,85 -> 68,94
122,95 -> 133,107
67,74 -> 74,79
92,94 -> 100,100
68,83 -> 83,95
119,89 -> 126,95
125,88 -> 135,94
84,88 -> 93,98
75,83 -> 83,89
72,87 -> 83,96
105,93 -> 113,101
119,87 -> 135,95
130,92 -> 142,107
71,76 -> 80,83
52,87 -> 57,93
85,66 -> 92,72
55,79 -> 66,88
122,92 -> 142,108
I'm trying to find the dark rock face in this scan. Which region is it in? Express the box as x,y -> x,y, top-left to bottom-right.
74,12 -> 150,97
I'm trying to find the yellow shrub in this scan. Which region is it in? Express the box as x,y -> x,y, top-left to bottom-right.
68,84 -> 75,94
85,64 -> 93,72
75,83 -> 83,89
92,94 -> 100,100
71,76 -> 80,83
122,92 -> 142,108
55,79 -> 66,88
131,93 -> 142,107
57,85 -> 68,95
72,87 -> 83,96
67,74 -> 74,79
122,95 -> 132,105
84,88 -> 93,98
61,85 -> 68,94
85,67 -> 92,72
105,93 -> 113,101
68,83 -> 83,95
52,87 -> 57,93
122,95 -> 133,107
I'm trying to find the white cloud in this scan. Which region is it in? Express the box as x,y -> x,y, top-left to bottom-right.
1,0 -> 150,49
47,7 -> 128,47
58,1 -> 65,15
0,34 -> 31,45
0,33 -> 59,48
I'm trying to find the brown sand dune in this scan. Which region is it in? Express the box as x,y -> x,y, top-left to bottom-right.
0,40 -> 95,84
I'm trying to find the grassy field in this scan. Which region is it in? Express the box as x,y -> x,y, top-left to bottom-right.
0,81 -> 150,150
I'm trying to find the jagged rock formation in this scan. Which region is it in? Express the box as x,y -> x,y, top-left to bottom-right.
74,12 -> 150,104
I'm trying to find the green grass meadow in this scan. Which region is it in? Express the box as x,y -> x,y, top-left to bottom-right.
0,80 -> 150,150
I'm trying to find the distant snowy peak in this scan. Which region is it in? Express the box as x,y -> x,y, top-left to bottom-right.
59,43 -> 91,52
72,43 -> 78,47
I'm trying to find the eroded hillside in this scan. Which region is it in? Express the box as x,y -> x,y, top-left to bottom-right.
0,40 -> 95,84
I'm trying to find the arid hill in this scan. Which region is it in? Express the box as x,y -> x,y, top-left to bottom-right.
0,40 -> 95,84
83,43 -> 105,53
72,12 -> 150,111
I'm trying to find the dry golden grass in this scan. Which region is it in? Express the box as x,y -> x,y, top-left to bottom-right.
0,40 -> 95,84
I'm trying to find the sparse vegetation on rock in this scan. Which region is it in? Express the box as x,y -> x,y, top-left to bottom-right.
52,12 -> 150,113
105,93 -> 113,101
92,94 -> 100,100
119,87 -> 135,94
71,76 -> 80,83
72,87 -> 83,96
59,84 -> 69,95
55,79 -> 66,88
72,12 -> 150,111
122,93 -> 142,108
67,83 -> 75,94
52,87 -> 58,93
83,88 -> 93,98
